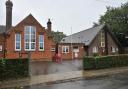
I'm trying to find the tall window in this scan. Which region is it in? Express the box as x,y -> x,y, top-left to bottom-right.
100,30 -> 105,47
62,46 -> 69,53
15,34 -> 21,51
93,46 -> 98,53
39,35 -> 44,51
111,46 -> 116,53
24,26 -> 36,51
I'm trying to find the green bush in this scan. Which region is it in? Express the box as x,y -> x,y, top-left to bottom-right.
83,54 -> 128,70
0,58 -> 29,81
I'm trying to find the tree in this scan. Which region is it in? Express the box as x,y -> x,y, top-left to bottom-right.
51,31 -> 66,43
99,2 -> 128,47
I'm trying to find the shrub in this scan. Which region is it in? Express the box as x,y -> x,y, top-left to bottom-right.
0,58 -> 29,81
83,54 -> 128,70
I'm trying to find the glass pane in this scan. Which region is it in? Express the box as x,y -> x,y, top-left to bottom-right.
39,35 -> 44,42
66,47 -> 69,52
25,26 -> 30,34
16,34 -> 21,41
31,39 -> 35,42
25,43 -> 29,49
39,43 -> 44,49
31,43 -> 35,49
63,47 -> 65,53
31,27 -> 36,34
25,35 -> 29,42
31,35 -> 35,42
16,43 -> 20,49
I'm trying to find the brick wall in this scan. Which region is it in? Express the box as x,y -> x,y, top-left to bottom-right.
88,30 -> 119,56
58,43 -> 85,60
4,15 -> 55,61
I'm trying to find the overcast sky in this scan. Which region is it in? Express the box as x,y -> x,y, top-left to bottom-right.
0,0 -> 127,35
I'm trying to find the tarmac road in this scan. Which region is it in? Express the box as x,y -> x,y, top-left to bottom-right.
24,72 -> 128,89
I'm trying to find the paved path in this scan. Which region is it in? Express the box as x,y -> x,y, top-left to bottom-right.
30,59 -> 82,76
1,66 -> 128,88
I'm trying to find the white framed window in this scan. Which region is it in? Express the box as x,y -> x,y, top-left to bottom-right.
100,30 -> 105,47
39,35 -> 44,51
24,26 -> 36,51
93,46 -> 98,53
15,34 -> 21,51
0,45 -> 2,51
51,48 -> 55,52
62,46 -> 69,53
111,47 -> 116,53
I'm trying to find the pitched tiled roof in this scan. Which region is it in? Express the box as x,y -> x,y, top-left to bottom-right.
0,25 -> 6,34
61,24 -> 105,46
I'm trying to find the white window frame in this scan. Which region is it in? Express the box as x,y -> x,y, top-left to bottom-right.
100,31 -> 105,47
39,35 -> 44,51
93,46 -> 98,53
116,48 -> 119,52
111,46 -> 116,53
51,48 -> 55,52
62,46 -> 69,53
15,34 -> 21,51
0,45 -> 2,51
24,26 -> 36,51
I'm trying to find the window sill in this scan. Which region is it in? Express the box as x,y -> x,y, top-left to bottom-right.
62,52 -> 69,54
15,50 -> 21,52
24,50 -> 36,51
39,49 -> 45,51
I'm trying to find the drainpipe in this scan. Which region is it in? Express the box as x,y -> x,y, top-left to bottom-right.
85,46 -> 89,56
3,32 -> 6,58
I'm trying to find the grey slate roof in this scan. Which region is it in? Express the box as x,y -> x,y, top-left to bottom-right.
0,25 -> 6,34
61,24 -> 105,46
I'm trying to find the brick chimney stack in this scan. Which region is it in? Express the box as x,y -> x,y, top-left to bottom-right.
47,19 -> 52,32
5,0 -> 13,31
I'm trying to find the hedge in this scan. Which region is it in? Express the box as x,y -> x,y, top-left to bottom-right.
0,58 -> 29,81
83,54 -> 128,70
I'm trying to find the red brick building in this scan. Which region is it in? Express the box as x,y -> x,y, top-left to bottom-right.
60,24 -> 121,59
0,0 -> 56,60
0,0 -> 121,61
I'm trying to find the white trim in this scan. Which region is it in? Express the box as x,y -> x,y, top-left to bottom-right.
15,34 -> 21,51
24,26 -> 36,51
62,46 -> 69,53
111,46 -> 116,53
39,35 -> 44,51
100,30 -> 105,47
